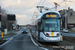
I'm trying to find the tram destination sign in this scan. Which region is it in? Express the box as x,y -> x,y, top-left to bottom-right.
46,14 -> 57,17
42,12 -> 60,19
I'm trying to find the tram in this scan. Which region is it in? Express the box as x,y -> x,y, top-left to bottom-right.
32,10 -> 63,42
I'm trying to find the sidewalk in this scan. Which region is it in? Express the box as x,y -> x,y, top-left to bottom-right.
0,30 -> 22,47
0,30 -> 22,40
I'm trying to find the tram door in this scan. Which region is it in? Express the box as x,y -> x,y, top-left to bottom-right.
38,21 -> 41,40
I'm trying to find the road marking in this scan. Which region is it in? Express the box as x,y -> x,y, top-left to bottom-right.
29,31 -> 38,46
40,47 -> 49,50
0,30 -> 22,48
0,37 -> 13,48
29,29 -> 49,50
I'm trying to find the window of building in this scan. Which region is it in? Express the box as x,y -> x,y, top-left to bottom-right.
70,13 -> 72,16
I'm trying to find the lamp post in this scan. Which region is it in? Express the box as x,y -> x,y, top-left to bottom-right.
65,0 -> 67,29
63,0 -> 69,32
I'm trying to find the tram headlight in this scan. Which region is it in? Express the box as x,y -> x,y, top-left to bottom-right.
56,33 -> 60,36
44,33 -> 49,37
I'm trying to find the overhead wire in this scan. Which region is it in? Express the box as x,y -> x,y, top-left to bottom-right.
41,0 -> 45,5
66,1 -> 75,6
59,0 -> 75,9
32,0 -> 43,18
38,0 -> 43,6
59,0 -> 64,5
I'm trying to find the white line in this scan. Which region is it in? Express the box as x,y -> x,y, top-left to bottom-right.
0,37 -> 13,48
0,30 -> 22,48
29,29 -> 49,50
40,47 -> 49,50
29,32 -> 38,46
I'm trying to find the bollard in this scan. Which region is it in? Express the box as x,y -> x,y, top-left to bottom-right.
4,29 -> 7,34
1,32 -> 3,39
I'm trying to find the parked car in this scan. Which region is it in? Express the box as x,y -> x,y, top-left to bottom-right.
63,29 -> 69,33
22,29 -> 28,34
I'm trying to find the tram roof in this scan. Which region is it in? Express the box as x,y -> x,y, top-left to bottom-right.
37,10 -> 61,19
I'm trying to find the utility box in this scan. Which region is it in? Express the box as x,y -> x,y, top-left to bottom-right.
4,29 -> 7,34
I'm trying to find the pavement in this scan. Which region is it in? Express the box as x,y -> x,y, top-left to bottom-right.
0,29 -> 75,40
0,30 -> 45,50
0,30 -> 22,40
0,29 -> 75,50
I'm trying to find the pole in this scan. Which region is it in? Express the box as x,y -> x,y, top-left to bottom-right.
55,6 -> 57,11
0,14 -> 1,38
6,14 -> 8,34
65,0 -> 67,29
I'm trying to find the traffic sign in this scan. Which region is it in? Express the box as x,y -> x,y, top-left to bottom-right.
7,14 -> 16,21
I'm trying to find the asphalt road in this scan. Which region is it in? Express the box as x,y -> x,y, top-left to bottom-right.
0,33 -> 43,50
62,32 -> 75,37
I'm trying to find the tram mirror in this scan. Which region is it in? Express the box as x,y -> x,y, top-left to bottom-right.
58,18 -> 61,19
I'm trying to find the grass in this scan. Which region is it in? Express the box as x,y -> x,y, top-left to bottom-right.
69,29 -> 75,32
3,33 -> 16,35
63,36 -> 75,43
0,40 -> 7,45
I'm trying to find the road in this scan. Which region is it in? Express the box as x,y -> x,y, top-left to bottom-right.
0,32 -> 44,50
0,29 -> 75,50
62,32 -> 75,37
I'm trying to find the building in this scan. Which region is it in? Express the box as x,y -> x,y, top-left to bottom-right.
59,7 -> 75,27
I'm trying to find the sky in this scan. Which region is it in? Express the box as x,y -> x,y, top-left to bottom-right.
0,0 -> 75,25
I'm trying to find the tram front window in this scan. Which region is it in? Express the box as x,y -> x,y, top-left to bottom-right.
44,19 -> 60,32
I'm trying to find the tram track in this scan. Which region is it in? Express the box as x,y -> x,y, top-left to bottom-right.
30,29 -> 75,50
30,31 -> 66,50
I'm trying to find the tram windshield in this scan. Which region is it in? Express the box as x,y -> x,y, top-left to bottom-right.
44,19 -> 60,32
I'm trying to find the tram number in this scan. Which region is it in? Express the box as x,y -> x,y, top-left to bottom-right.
46,14 -> 57,17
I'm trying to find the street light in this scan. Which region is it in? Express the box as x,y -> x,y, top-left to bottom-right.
63,0 -> 69,33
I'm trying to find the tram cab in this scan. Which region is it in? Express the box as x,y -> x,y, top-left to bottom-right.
33,11 -> 63,42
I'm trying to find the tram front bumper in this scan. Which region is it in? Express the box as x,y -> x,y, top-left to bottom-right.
40,37 -> 61,42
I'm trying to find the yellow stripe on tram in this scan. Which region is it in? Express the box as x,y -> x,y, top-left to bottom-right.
51,32 -> 54,37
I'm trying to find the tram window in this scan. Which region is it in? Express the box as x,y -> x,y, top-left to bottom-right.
44,19 -> 60,32
40,24 -> 43,31
45,27 -> 48,31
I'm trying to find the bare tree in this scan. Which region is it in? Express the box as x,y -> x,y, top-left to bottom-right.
1,9 -> 6,29
1,9 -> 17,30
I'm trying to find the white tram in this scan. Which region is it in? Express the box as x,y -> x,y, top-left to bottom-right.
32,10 -> 63,42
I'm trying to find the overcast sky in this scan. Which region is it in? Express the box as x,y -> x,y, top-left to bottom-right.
0,0 -> 75,25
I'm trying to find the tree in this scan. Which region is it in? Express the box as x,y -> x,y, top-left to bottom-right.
1,9 -> 17,30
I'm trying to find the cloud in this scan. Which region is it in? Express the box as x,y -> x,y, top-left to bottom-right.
16,14 -> 32,25
17,0 -> 21,4
0,0 -> 75,25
